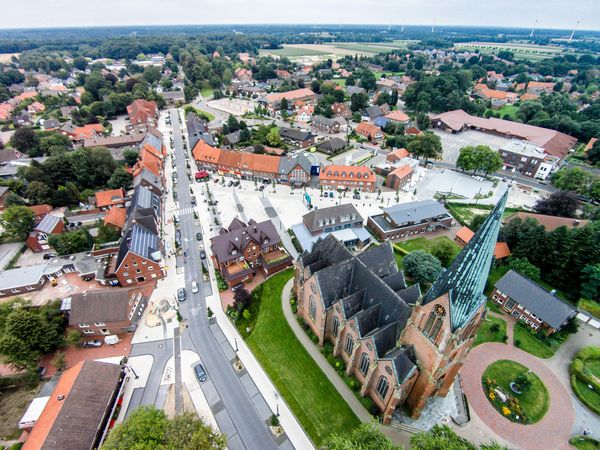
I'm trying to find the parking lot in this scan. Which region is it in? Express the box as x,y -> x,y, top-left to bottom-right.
207,98 -> 257,116
432,129 -> 515,164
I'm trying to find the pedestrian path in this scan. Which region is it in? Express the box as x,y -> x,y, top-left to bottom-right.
177,207 -> 196,216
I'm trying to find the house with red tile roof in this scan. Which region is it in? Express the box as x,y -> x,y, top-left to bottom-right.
264,88 -> 316,112
472,83 -> 518,104
455,226 -> 510,259
583,137 -> 598,156
319,164 -> 376,192
386,165 -> 414,190
70,123 -> 105,141
386,148 -> 410,162
104,206 -> 127,230
95,188 -> 126,210
27,101 -> 46,114
28,204 -> 53,223
22,360 -> 122,450
355,122 -> 384,144
127,99 -> 158,132
384,110 -> 410,123
527,81 -> 555,95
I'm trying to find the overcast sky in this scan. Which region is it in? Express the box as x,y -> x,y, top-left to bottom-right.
1,0 -> 599,30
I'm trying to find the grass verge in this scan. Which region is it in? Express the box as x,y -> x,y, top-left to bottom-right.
513,323 -> 560,358
242,269 -> 361,445
474,315 -> 507,347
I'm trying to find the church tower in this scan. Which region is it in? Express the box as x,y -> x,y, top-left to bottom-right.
400,189 -> 508,417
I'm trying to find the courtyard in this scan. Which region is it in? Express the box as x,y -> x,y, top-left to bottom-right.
207,98 -> 258,116
432,128 -> 516,164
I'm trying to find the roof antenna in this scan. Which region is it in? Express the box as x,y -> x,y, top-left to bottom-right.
530,19 -> 538,38
568,20 -> 580,42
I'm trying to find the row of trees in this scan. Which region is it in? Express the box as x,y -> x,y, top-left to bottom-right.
552,167 -> 600,203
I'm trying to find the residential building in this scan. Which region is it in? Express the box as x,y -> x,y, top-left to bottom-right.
127,99 -> 158,132
279,127 -> 316,148
386,148 -> 409,163
384,110 -> 410,124
527,81 -> 555,95
263,88 -> 317,112
28,204 -> 53,223
355,122 -> 384,144
83,133 -> 146,149
296,105 -> 314,123
361,105 -> 385,122
103,206 -> 127,231
210,218 -> 293,287
95,188 -> 126,210
498,139 -> 558,180
472,83 -> 518,104
26,214 -> 65,253
332,102 -> 352,119
303,203 -> 363,235
277,154 -> 312,187
161,90 -> 185,106
186,112 -> 214,148
294,191 -> 508,422
319,164 -> 376,192
367,200 -> 453,241
70,124 -> 105,142
43,118 -> 61,131
386,165 -> 414,190
22,361 -> 122,450
133,167 -> 163,196
455,226 -> 510,260
114,222 -> 164,286
311,115 -> 347,134
492,270 -> 576,334
317,137 -> 347,155
503,212 -> 589,231
67,288 -> 147,336
346,85 -> 366,96
432,109 -> 577,160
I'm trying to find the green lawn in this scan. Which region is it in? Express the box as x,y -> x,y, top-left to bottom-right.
513,324 -> 560,358
446,203 -> 522,227
482,359 -> 550,424
474,315 -> 507,347
486,104 -> 519,119
486,299 -> 503,314
200,86 -> 214,98
579,299 -> 600,319
569,435 -> 600,450
244,269 -> 361,445
392,236 -> 460,270
259,47 -> 329,57
573,378 -> 600,417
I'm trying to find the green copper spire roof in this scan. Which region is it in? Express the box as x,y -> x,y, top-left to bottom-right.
422,189 -> 509,331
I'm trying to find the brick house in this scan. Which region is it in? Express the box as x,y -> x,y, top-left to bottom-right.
302,203 -> 363,235
295,192 -> 508,422
367,200 -> 453,241
95,188 -> 126,211
28,204 -> 53,223
279,127 -> 316,148
127,99 -> 158,132
311,115 -> 347,134
491,270 -> 576,335
455,226 -> 511,260
319,164 -> 376,192
331,102 -> 352,119
355,122 -> 384,144
67,288 -> 147,337
386,165 -> 414,190
26,214 -> 65,253
114,223 -> 164,286
210,218 -> 293,288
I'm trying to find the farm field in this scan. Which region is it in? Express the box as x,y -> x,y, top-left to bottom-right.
455,41 -> 566,61
259,41 -> 415,61
0,53 -> 19,63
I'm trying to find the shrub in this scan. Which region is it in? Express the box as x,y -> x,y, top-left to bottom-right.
311,334 -> 319,344
515,339 -> 521,347
270,414 -> 280,427
490,323 -> 500,334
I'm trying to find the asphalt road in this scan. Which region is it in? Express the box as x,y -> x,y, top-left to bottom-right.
170,109 -> 279,450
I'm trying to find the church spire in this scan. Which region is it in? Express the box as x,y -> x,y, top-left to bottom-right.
421,189 -> 509,330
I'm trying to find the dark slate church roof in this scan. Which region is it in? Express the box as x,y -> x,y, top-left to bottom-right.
423,190 -> 509,330
302,235 -> 417,383
495,270 -> 576,329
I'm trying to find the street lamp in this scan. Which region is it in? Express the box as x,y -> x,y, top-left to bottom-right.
124,363 -> 139,379
234,338 -> 239,352
274,390 -> 280,416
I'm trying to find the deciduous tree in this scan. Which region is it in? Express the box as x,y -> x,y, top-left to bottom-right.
403,250 -> 443,284
0,205 -> 34,239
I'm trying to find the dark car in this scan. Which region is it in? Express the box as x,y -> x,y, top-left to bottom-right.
329,192 -> 334,198
196,232 -> 203,241
199,250 -> 206,259
43,253 -> 58,260
177,288 -> 186,302
233,180 -> 240,187
227,180 -> 233,187
258,185 -> 265,191
194,363 -> 207,382
191,196 -> 197,206
82,340 -> 103,348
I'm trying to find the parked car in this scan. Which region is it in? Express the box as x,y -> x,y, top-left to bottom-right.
177,287 -> 186,302
43,252 -> 58,260
258,185 -> 265,191
199,250 -> 206,259
227,180 -> 233,187
174,214 -> 180,224
329,192 -> 334,198
233,180 -> 240,187
82,340 -> 103,348
191,196 -> 197,206
194,363 -> 208,382
191,281 -> 199,294
196,232 -> 203,241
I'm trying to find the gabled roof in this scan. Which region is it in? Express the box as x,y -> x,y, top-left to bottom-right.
23,361 -> 121,450
317,137 -> 347,153
495,270 -> 576,329
133,167 -> 162,191
303,203 -> 362,231
279,127 -> 315,142
68,289 -> 134,325
383,200 -> 449,226
35,214 -> 61,234
278,153 -> 312,176
95,188 -> 125,208
265,88 -> 316,104
210,218 -> 282,264
127,99 -> 158,125
385,110 -> 410,122
104,206 -> 127,229
28,204 -> 53,217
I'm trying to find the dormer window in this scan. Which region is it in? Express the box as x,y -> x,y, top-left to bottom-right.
263,238 -> 269,244
232,250 -> 237,255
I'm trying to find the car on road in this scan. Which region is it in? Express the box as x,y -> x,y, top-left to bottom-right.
196,232 -> 203,241
227,180 -> 233,187
199,250 -> 206,259
82,340 -> 103,348
194,363 -> 207,382
177,288 -> 186,302
213,178 -> 219,183
191,281 -> 199,293
233,180 -> 240,187
329,192 -> 334,198
191,196 -> 197,206
43,252 -> 58,260
258,185 -> 265,191
174,214 -> 180,224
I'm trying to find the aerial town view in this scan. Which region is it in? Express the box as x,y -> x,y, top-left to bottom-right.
1,1 -> 600,449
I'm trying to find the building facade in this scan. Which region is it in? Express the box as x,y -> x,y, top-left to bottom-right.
294,191 -> 508,421
498,139 -> 557,180
319,164 -> 376,192
302,203 -> 363,235
367,200 -> 453,241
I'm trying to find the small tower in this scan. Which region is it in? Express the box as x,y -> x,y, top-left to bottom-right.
400,190 -> 508,417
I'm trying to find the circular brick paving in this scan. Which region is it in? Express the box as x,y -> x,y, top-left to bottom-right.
462,343 -> 574,450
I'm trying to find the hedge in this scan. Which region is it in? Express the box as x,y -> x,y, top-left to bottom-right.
570,346 -> 600,416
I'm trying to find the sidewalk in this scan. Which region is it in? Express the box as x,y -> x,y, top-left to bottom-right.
197,203 -> 315,450
280,279 -> 412,448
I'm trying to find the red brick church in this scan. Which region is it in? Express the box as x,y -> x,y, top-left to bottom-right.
294,191 -> 508,422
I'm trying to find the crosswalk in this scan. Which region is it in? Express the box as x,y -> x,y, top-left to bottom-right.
176,207 -> 195,215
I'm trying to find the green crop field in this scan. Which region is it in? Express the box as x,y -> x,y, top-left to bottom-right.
455,42 -> 566,61
259,47 -> 330,58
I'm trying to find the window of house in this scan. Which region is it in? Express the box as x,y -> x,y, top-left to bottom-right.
422,312 -> 436,335
344,335 -> 354,355
359,353 -> 370,375
83,329 -> 94,335
79,323 -> 90,328
376,376 -> 389,399
430,317 -> 443,342
332,316 -> 340,336
136,269 -> 141,273
309,296 -> 316,320
127,279 -> 133,284
148,266 -> 154,271
94,322 -> 106,327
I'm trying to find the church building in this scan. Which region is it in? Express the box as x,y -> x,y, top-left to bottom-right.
294,190 -> 508,423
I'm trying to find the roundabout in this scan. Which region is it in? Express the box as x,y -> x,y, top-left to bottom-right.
462,342 -> 575,450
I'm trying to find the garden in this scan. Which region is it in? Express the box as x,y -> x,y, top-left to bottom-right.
513,323 -> 569,359
236,269 -> 361,445
473,315 -> 507,347
570,346 -> 600,416
482,359 -> 550,424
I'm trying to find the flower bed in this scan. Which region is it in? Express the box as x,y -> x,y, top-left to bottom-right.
481,359 -> 549,424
